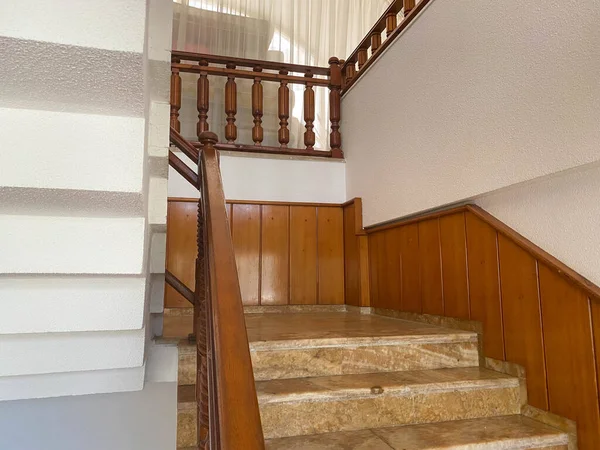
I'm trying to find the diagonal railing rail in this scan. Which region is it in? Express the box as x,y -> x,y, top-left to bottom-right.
167,127 -> 265,450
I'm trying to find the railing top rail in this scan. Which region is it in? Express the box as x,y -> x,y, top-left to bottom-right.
172,50 -> 330,77
197,130 -> 265,449
342,0 -> 432,93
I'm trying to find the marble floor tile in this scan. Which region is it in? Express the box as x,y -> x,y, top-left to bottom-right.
372,415 -> 568,449
265,429 -> 394,449
245,312 -> 475,343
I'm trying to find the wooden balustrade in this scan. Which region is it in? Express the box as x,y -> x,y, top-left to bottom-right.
342,0 -> 433,93
168,128 -> 265,450
171,50 -> 343,159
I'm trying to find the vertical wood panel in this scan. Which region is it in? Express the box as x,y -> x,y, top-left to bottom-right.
290,206 -> 318,304
399,224 -> 421,313
369,232 -> 383,308
439,213 -> 470,319
381,228 -> 401,309
465,212 -> 505,360
539,265 -> 600,449
232,204 -> 261,305
591,300 -> 600,414
317,207 -> 345,304
165,201 -> 198,308
260,205 -> 289,305
498,236 -> 548,410
418,219 -> 444,315
358,235 -> 371,307
343,204 -> 360,307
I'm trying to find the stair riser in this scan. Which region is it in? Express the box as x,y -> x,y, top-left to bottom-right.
260,385 -> 520,439
177,409 -> 197,448
252,341 -> 478,381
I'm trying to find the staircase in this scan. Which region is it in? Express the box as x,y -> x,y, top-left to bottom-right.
173,309 -> 569,449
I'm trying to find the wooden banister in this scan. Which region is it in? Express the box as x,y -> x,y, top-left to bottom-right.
169,127 -> 265,450
171,51 -> 343,159
342,0 -> 433,93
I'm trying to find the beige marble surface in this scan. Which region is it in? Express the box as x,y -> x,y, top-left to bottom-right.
246,312 -> 477,345
259,368 -> 520,438
252,341 -> 478,381
265,415 -> 568,449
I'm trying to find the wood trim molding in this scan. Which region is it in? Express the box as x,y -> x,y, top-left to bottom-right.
366,203 -> 600,301
168,197 -> 345,207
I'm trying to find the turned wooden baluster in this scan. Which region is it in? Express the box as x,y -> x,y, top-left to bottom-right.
385,11 -> 398,37
170,60 -> 182,132
251,67 -> 264,145
197,60 -> 210,139
224,63 -> 237,143
345,60 -> 357,85
328,57 -> 343,158
404,0 -> 416,16
371,32 -> 382,53
357,48 -> 368,70
278,71 -> 290,148
303,74 -> 316,150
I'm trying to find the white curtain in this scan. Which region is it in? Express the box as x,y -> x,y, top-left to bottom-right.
173,0 -> 391,149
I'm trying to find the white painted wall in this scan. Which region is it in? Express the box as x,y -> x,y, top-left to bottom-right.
169,152 -> 347,203
0,0 -> 173,402
0,382 -> 176,450
343,0 -> 600,226
475,162 -> 600,287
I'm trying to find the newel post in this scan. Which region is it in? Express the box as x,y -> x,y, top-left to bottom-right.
328,57 -> 343,159
170,58 -> 182,132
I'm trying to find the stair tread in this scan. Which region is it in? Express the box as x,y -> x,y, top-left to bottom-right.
257,367 -> 517,404
265,415 -> 569,449
247,312 -> 476,349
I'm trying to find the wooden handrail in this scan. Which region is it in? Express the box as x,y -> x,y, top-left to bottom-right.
169,127 -> 265,450
172,50 -> 330,76
171,51 -> 344,159
169,150 -> 198,187
341,0 -> 433,93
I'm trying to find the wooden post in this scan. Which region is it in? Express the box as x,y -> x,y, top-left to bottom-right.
385,11 -> 397,37
278,71 -> 290,148
328,57 -> 343,158
404,0 -> 416,16
357,49 -> 368,70
224,63 -> 237,143
196,60 -> 210,139
371,32 -> 382,53
303,74 -> 316,150
251,67 -> 264,145
170,61 -> 182,133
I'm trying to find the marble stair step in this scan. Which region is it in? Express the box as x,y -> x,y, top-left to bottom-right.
264,415 -> 569,449
163,307 -> 193,339
176,384 -> 196,448
176,328 -> 479,384
257,367 -> 521,439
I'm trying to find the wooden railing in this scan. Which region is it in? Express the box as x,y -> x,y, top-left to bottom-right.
342,0 -> 432,93
343,198 -> 600,449
171,51 -> 343,159
167,128 -> 265,450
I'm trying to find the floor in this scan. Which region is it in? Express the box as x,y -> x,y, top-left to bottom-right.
245,311 -> 473,343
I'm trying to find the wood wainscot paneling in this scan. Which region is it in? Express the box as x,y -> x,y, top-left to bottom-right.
165,199 -> 346,308
342,199 -> 370,307
359,201 -> 600,450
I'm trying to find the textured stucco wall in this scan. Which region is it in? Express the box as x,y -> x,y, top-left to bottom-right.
475,162 -> 600,287
0,0 -> 173,401
343,0 -> 600,226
